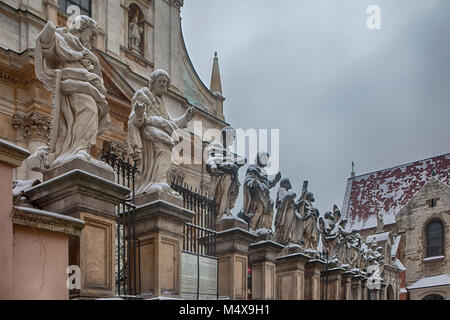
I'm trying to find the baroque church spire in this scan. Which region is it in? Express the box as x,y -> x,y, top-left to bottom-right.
210,52 -> 223,95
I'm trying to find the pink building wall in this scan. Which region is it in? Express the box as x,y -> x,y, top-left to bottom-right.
0,164 -> 14,299
12,225 -> 69,300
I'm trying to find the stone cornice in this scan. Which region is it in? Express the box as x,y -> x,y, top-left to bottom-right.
13,206 -> 85,237
0,139 -> 30,168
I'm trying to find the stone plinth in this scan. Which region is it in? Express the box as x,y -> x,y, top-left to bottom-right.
132,191 -> 194,299
304,260 -> 325,300
341,271 -> 355,300
321,267 -> 345,300
276,253 -> 310,300
216,218 -> 257,300
249,240 -> 284,300
25,164 -> 130,299
351,274 -> 364,300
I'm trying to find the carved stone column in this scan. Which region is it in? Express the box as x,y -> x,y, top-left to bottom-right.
361,277 -> 368,300
341,271 -> 355,300
249,240 -> 284,300
351,274 -> 364,300
216,218 -> 257,300
321,267 -> 345,300
304,259 -> 325,300
276,253 -> 310,300
132,191 -> 194,299
25,160 -> 130,299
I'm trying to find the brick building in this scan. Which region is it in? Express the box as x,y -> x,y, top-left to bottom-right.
342,153 -> 450,300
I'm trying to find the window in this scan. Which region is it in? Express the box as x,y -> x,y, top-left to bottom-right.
427,198 -> 439,208
426,220 -> 444,257
58,0 -> 92,17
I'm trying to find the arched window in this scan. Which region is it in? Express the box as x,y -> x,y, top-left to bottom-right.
58,0 -> 92,17
423,294 -> 444,300
426,220 -> 444,257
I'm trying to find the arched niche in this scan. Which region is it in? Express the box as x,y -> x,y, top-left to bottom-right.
128,3 -> 145,55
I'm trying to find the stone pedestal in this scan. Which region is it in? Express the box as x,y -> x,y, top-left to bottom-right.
321,267 -> 345,300
361,277 -> 369,300
341,271 -> 355,300
276,253 -> 310,300
25,161 -> 130,299
216,218 -> 257,300
351,274 -> 364,300
304,259 -> 325,300
132,191 -> 193,299
249,240 -> 284,300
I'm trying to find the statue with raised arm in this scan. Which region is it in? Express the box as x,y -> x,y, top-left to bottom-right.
243,152 -> 281,231
127,69 -> 195,195
29,16 -> 110,171
206,127 -> 247,223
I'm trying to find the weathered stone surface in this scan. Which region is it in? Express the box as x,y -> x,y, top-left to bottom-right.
25,169 -> 130,218
304,260 -> 325,300
249,240 -> 284,300
44,157 -> 115,182
276,253 -> 310,300
132,191 -> 193,299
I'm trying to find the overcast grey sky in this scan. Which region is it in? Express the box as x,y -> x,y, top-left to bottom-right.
181,0 -> 450,215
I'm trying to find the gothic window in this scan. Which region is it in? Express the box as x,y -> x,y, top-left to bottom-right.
426,220 -> 444,257
58,0 -> 92,17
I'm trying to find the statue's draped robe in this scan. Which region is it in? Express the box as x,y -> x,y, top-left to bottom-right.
300,202 -> 320,251
35,26 -> 109,165
206,143 -> 240,221
128,88 -> 188,195
274,188 -> 299,245
243,165 -> 275,230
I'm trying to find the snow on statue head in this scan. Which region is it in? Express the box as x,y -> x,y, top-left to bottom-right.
279,178 -> 292,190
221,126 -> 236,148
256,151 -> 271,168
68,15 -> 99,50
149,69 -> 170,97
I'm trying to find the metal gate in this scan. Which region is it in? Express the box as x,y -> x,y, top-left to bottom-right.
102,146 -> 141,298
170,177 -> 219,300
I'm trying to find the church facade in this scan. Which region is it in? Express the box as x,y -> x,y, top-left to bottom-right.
0,0 -> 227,188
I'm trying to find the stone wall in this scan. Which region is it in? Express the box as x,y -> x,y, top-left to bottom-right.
396,178 -> 450,287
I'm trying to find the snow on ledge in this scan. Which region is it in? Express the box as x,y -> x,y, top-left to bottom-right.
423,256 -> 445,262
407,274 -> 450,290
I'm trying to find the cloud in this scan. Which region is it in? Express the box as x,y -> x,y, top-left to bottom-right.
182,0 -> 450,215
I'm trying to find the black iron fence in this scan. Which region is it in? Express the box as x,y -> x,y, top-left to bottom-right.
170,177 -> 217,257
102,147 -> 141,298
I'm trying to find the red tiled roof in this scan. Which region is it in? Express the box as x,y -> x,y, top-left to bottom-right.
343,153 -> 450,231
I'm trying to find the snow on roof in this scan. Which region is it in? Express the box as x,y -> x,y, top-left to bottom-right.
407,274 -> 450,290
343,153 -> 450,231
391,235 -> 401,257
366,232 -> 390,244
393,258 -> 406,271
